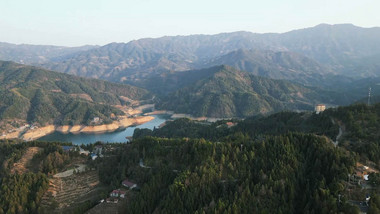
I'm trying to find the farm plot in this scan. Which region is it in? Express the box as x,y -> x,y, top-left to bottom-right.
40,169 -> 102,212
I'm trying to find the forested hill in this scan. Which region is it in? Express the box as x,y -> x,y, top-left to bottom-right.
0,61 -> 150,127
156,65 -> 344,118
138,102 -> 380,163
2,103 -> 379,213
104,125 -> 358,213
122,103 -> 380,213
205,49 -> 334,86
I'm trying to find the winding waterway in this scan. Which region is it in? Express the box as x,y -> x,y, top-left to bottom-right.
38,114 -> 168,144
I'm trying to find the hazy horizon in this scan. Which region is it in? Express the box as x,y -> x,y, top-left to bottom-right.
1,0 -> 380,46
1,23 -> 379,48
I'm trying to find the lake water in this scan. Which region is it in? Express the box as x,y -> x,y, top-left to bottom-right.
38,115 -> 168,145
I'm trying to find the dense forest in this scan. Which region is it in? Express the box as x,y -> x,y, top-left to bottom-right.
133,111 -> 338,141
121,103 -> 380,213
98,134 -> 357,213
321,104 -> 380,163
0,140 -> 77,214
137,103 -> 380,163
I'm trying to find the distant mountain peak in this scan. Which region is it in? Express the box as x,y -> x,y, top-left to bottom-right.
2,23 -> 380,83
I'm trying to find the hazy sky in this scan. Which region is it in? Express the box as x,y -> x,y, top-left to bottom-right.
1,0 -> 379,46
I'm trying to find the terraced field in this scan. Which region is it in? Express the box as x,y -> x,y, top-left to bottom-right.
40,170 -> 102,212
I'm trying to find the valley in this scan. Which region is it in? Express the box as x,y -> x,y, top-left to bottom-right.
1,23 -> 380,214
1,102 -> 380,213
2,24 -> 380,130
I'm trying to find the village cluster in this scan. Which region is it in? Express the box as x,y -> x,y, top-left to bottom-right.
104,179 -> 138,204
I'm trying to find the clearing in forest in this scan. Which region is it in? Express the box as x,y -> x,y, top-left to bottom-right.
11,146 -> 42,174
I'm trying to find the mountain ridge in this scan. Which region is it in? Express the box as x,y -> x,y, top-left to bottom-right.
1,24 -> 380,84
0,61 -> 150,131
32,23 -> 380,83
156,65 -> 344,118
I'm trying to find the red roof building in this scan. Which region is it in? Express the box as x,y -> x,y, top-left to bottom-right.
110,189 -> 127,198
122,179 -> 137,189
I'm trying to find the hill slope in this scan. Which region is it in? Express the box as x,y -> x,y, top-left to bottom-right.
156,65 -> 342,117
0,61 -> 150,128
278,24 -> 380,72
205,49 -> 334,86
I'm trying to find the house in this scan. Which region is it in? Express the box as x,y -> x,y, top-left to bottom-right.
94,145 -> 103,155
110,189 -> 127,198
315,104 -> 326,114
79,148 -> 90,155
106,198 -> 118,203
110,190 -> 120,197
122,179 -> 137,189
91,153 -> 98,160
119,190 -> 127,198
364,174 -> 369,181
62,146 -> 74,152
226,122 -> 237,128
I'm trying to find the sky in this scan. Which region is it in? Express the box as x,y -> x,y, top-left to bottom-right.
1,0 -> 379,47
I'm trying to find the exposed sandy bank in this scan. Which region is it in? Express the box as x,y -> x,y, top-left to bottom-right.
22,125 -> 56,140
19,116 -> 154,141
144,110 -> 174,115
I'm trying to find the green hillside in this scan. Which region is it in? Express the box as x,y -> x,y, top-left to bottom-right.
205,49 -> 334,86
156,65 -> 344,118
144,102 -> 380,163
0,61 -> 150,128
129,66 -> 225,95
102,127 -> 357,213
3,103 -> 380,213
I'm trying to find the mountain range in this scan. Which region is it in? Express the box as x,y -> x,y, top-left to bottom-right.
0,42 -> 98,64
1,23 -> 380,119
1,24 -> 380,83
38,24 -> 380,82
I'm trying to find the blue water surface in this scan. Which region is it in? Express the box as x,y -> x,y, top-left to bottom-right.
38,115 -> 168,144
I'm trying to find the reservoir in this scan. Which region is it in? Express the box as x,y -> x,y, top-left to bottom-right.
38,114 -> 168,145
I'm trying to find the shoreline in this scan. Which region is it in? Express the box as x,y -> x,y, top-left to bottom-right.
0,105 -> 233,142
145,110 -> 231,122
144,110 -> 174,116
1,115 -> 154,141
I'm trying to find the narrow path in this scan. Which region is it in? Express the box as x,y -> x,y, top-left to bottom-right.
54,164 -> 87,178
336,127 -> 343,141
330,118 -> 344,147
139,158 -> 151,168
